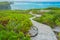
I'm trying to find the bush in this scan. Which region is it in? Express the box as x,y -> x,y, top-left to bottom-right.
0,10 -> 32,40
0,30 -> 30,40
34,10 -> 60,28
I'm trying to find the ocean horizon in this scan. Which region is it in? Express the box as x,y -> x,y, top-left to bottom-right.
10,2 -> 60,10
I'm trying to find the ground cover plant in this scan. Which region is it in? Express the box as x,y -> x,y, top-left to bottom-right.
34,10 -> 60,28
0,10 -> 32,40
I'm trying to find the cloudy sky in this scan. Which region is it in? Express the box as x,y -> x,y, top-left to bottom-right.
0,0 -> 60,2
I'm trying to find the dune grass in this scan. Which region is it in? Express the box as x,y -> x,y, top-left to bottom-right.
0,10 -> 32,40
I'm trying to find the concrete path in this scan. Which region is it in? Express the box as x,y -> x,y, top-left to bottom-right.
29,12 -> 57,40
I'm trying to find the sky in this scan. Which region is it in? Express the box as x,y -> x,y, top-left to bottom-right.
0,0 -> 60,2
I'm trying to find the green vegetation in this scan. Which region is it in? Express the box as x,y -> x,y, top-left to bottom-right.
31,9 -> 40,14
55,32 -> 60,40
57,33 -> 60,40
30,7 -> 60,14
0,7 -> 60,40
0,2 -> 10,5
0,10 -> 32,40
44,7 -> 60,10
34,10 -> 60,28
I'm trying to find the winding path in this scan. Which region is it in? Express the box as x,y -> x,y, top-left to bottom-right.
29,12 -> 57,40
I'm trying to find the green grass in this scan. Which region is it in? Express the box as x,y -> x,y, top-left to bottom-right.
44,7 -> 60,10
31,9 -> 40,14
0,2 -> 10,5
56,32 -> 60,40
0,10 -> 32,40
34,10 -> 60,28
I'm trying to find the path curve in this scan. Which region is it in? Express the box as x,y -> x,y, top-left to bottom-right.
29,12 -> 57,40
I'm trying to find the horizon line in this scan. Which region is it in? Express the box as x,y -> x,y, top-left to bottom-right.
0,1 -> 60,2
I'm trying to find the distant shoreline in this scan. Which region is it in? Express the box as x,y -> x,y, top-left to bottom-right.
11,1 -> 60,3
11,2 -> 60,10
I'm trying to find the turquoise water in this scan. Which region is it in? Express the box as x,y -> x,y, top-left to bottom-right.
11,2 -> 60,10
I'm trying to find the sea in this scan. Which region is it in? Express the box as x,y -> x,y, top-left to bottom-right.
10,2 -> 60,10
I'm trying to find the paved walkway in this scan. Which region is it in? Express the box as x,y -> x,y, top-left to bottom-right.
29,12 -> 57,40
